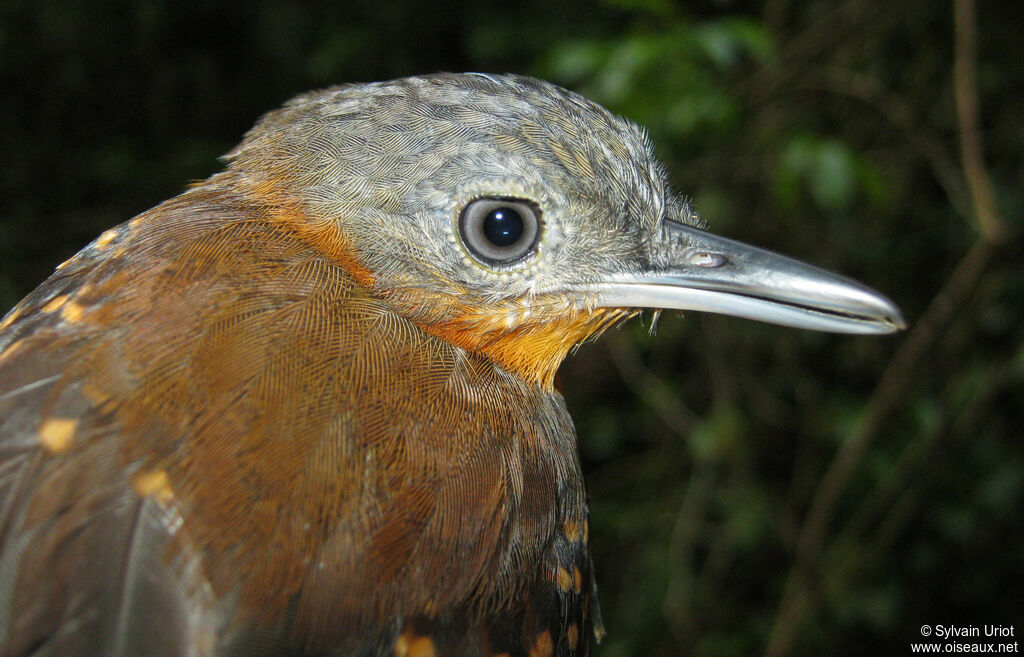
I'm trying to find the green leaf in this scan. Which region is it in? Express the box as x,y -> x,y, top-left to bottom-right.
810,139 -> 857,211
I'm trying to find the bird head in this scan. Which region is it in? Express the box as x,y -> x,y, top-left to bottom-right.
222,73 -> 903,388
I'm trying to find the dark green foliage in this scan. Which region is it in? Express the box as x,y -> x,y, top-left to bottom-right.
1,1 -> 1020,655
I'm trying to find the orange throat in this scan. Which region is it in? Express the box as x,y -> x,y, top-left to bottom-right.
422,303 -> 637,390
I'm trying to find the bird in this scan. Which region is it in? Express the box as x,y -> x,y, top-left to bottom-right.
0,73 -> 903,657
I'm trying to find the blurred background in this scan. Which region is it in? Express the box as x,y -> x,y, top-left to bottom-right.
1,0 -> 1020,655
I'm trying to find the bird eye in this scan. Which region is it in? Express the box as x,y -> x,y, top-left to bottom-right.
458,198 -> 540,266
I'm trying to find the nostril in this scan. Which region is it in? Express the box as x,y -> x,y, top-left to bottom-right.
686,251 -> 727,268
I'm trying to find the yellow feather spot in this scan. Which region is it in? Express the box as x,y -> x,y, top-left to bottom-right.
564,519 -> 580,543
583,517 -> 589,544
0,338 -> 26,364
38,418 -> 77,453
556,566 -> 572,593
60,300 -> 86,324
573,565 -> 583,593
407,636 -> 436,657
133,469 -> 175,503
81,381 -> 112,406
94,228 -> 120,249
529,630 -> 553,657
394,631 -> 436,657
0,307 -> 23,331
42,295 -> 69,313
566,623 -> 579,651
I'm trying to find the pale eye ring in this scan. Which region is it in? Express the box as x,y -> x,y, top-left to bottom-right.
458,197 -> 541,265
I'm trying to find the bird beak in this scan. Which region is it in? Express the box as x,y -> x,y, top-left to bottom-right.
595,219 -> 906,334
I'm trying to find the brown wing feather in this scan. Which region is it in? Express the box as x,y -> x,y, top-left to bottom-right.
0,243 -> 216,657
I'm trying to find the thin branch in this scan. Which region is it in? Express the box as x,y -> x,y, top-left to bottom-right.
662,461 -> 720,645
953,0 -> 1008,242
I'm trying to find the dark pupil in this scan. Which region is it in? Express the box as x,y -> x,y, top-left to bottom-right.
482,207 -> 524,247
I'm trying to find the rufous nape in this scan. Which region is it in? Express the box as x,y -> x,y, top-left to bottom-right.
0,73 -> 903,657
